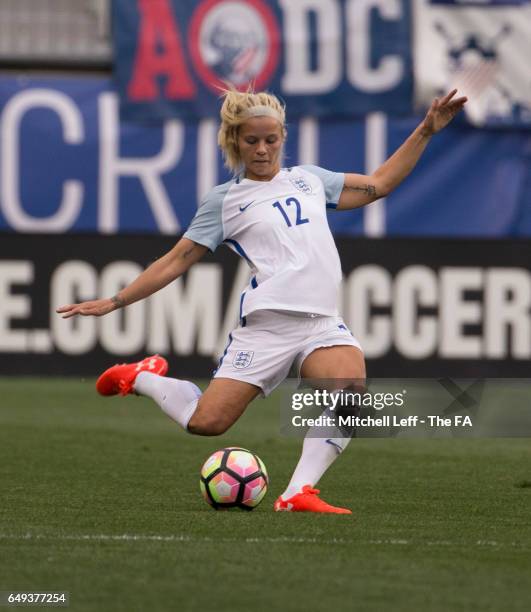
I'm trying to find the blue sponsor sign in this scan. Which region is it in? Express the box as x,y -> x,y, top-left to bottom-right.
113,0 -> 412,121
0,76 -> 529,236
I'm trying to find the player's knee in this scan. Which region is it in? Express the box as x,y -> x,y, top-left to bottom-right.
188,411 -> 231,436
329,380 -> 366,436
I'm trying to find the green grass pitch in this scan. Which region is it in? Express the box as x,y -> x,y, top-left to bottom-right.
0,378 -> 530,612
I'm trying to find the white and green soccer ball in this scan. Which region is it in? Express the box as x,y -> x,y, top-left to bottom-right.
200,447 -> 269,510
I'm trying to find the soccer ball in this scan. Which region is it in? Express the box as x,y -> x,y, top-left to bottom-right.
200,447 -> 268,510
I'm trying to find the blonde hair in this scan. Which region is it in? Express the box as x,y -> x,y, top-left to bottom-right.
217,87 -> 286,173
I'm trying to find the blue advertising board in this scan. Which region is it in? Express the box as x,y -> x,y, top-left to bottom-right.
0,76 -> 529,236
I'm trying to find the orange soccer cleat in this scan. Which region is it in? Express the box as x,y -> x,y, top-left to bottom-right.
273,485 -> 352,514
96,355 -> 168,396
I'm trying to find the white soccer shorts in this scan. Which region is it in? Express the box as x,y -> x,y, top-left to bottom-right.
213,309 -> 363,396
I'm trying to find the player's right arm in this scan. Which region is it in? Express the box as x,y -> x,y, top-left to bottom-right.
56,238 -> 208,319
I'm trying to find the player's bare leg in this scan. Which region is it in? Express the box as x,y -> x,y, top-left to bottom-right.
187,378 -> 261,435
275,345 -> 365,514
135,371 -> 260,435
96,356 -> 261,435
300,345 -> 366,381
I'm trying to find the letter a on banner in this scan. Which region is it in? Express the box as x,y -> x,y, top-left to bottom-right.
128,0 -> 196,100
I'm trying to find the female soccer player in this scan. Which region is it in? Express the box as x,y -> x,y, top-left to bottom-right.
57,88 -> 466,513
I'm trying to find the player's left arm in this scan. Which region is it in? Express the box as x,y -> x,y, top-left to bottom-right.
336,89 -> 467,211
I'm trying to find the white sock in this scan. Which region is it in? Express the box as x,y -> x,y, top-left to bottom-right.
282,389 -> 359,499
134,371 -> 201,431
281,434 -> 351,500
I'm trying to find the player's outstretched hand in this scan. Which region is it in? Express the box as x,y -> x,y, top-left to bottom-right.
56,298 -> 117,319
422,89 -> 468,136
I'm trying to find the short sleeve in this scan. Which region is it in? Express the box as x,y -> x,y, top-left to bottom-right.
183,181 -> 232,252
299,165 -> 345,209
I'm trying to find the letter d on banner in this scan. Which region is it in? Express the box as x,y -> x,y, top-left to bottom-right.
280,0 -> 341,94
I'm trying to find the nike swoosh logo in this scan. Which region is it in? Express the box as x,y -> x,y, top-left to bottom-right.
239,201 -> 255,212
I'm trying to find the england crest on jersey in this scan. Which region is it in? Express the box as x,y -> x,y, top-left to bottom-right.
233,350 -> 254,369
290,176 -> 313,195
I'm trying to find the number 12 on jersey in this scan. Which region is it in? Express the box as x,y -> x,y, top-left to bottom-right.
272,198 -> 309,228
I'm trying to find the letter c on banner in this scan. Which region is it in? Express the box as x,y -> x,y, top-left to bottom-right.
1,89 -> 84,232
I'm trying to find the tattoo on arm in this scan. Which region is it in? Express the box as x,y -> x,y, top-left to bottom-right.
111,294 -> 126,308
342,184 -> 377,198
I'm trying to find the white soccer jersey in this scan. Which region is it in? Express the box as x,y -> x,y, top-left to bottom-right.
183,165 -> 345,318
